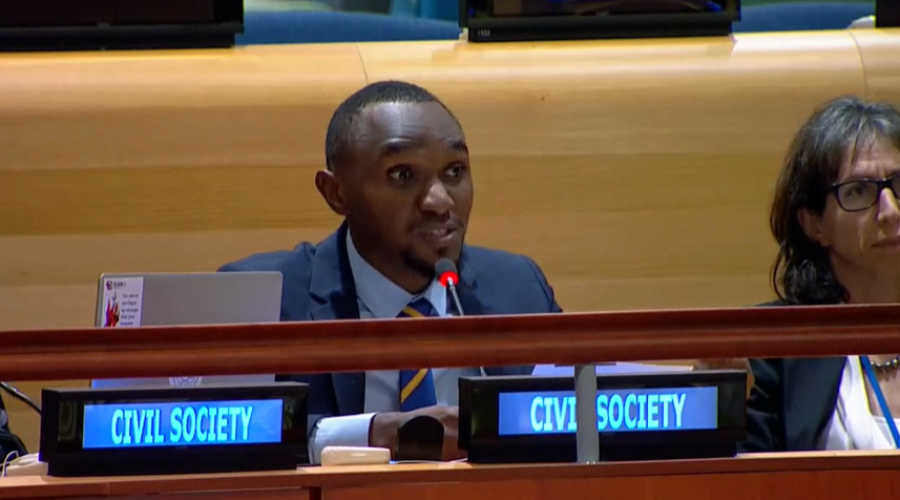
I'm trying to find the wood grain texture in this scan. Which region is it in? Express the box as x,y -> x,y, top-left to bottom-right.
0,474 -> 310,500
0,32 -> 874,326
2,304 -> 900,381
322,471 -> 895,500
2,452 -> 900,500
852,29 -> 900,104
2,30 -> 899,452
0,45 -> 366,451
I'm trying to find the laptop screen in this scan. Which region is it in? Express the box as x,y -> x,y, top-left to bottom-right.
91,272 -> 282,389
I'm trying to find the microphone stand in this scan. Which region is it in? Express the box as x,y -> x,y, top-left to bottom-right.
574,364 -> 598,463
0,382 -> 41,415
445,277 -> 487,377
446,277 -> 465,320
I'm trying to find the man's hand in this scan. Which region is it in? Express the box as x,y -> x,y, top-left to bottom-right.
693,358 -> 755,400
369,405 -> 464,461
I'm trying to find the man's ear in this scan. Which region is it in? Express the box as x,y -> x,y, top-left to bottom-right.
315,169 -> 348,216
798,208 -> 830,247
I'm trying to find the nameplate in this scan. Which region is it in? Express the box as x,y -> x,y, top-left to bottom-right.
83,399 -> 283,449
498,387 -> 717,436
40,383 -> 308,477
459,371 -> 745,464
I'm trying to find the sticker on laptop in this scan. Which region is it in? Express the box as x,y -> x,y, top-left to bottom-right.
101,277 -> 144,327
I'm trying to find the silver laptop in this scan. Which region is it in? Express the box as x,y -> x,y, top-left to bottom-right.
91,271 -> 282,389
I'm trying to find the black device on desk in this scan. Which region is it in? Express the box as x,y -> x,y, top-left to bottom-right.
459,370 -> 746,463
878,0 -> 900,27
0,0 -> 243,52
39,383 -> 308,477
460,0 -> 740,42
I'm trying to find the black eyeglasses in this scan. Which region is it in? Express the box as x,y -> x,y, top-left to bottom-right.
831,173 -> 900,212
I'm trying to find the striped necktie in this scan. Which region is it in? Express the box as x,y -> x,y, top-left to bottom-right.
397,297 -> 438,412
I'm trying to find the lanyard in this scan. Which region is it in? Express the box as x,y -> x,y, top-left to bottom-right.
860,355 -> 900,448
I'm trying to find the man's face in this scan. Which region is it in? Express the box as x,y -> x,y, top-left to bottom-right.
323,101 -> 473,287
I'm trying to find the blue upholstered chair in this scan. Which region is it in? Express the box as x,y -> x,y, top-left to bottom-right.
734,2 -> 875,32
389,1 -> 875,30
391,0 -> 459,23
236,2 -> 876,46
236,10 -> 461,45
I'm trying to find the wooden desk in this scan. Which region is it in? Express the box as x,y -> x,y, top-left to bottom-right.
2,452 -> 899,500
1,309 -> 899,498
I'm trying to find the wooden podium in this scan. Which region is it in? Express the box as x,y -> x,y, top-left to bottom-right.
2,305 -> 900,499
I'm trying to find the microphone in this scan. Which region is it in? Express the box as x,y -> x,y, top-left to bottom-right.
0,382 -> 41,415
435,259 -> 487,378
435,259 -> 464,317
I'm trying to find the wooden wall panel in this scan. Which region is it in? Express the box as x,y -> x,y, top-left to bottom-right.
357,33 -> 868,312
0,44 -> 366,452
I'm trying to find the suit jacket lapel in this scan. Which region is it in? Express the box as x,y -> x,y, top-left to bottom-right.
308,223 -> 366,416
458,248 -> 516,376
456,249 -> 535,377
456,247 -> 486,316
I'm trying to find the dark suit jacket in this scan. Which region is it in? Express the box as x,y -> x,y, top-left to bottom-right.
742,300 -> 845,452
220,223 -> 563,435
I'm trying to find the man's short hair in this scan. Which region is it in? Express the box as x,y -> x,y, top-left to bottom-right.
324,80 -> 458,171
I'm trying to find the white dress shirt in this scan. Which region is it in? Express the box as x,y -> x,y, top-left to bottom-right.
309,231 -> 480,463
820,356 -> 900,450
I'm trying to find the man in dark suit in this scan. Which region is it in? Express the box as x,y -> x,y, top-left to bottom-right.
220,80 -> 562,462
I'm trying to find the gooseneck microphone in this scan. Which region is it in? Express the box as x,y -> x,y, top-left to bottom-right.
434,259 -> 464,317
0,382 -> 41,415
435,259 -> 487,378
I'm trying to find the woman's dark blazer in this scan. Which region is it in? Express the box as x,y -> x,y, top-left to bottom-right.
742,300 -> 846,452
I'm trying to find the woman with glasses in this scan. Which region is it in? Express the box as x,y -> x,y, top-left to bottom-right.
745,95 -> 900,452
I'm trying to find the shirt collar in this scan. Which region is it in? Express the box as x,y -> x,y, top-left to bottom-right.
346,230 -> 447,318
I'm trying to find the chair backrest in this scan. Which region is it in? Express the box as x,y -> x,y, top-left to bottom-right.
394,0 -> 875,29
391,0 -> 459,22
734,1 -> 875,32
237,10 -> 461,45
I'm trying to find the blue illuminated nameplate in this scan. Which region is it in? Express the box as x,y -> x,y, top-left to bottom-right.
82,399 -> 283,449
498,387 -> 717,436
